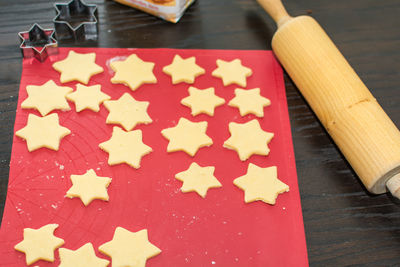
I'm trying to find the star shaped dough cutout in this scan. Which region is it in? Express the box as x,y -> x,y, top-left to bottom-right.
14,224 -> 64,265
212,59 -> 252,87
21,80 -> 72,116
66,84 -> 110,112
110,54 -> 157,91
53,50 -> 104,84
175,162 -> 222,198
181,86 -> 225,116
229,88 -> 271,117
234,164 -> 289,204
16,113 -> 71,152
161,117 -> 213,156
223,119 -> 274,161
99,227 -> 161,267
104,93 -> 152,131
99,127 -> 152,169
162,54 -> 205,84
59,243 -> 110,267
66,169 -> 112,206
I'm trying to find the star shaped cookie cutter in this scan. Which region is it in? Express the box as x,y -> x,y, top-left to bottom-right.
53,0 -> 98,41
18,24 -> 58,62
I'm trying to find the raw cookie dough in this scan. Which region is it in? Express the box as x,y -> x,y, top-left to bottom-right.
181,86 -> 225,116
161,117 -> 213,156
233,164 -> 289,205
21,80 -> 72,116
15,113 -> 71,152
14,224 -> 64,265
162,54 -> 205,84
104,93 -> 152,131
59,243 -> 110,267
53,51 -> 104,84
110,54 -> 157,91
99,127 -> 152,169
223,119 -> 273,161
66,169 -> 112,206
228,88 -> 271,117
99,227 -> 161,267
175,162 -> 222,198
211,59 -> 252,87
66,84 -> 110,112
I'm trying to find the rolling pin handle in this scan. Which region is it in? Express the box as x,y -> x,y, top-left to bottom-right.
386,174 -> 400,199
256,0 -> 292,27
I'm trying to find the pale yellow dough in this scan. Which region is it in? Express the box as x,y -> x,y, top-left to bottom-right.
175,162 -> 222,198
110,54 -> 157,91
14,224 -> 64,265
99,127 -> 152,169
59,243 -> 109,267
99,227 -> 161,267
21,80 -> 72,116
53,51 -> 104,84
228,88 -> 271,117
161,117 -> 213,156
211,59 -> 252,87
162,54 -> 205,84
104,93 -> 152,131
233,164 -> 289,205
66,84 -> 110,112
15,113 -> 71,152
181,87 -> 225,116
66,169 -> 112,206
223,119 -> 274,161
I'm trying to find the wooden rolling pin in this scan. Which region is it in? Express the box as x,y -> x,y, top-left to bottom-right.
257,0 -> 400,198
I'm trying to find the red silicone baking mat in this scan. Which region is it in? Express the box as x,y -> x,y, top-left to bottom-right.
0,47 -> 308,266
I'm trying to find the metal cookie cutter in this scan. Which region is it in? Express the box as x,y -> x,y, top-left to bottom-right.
18,23 -> 58,62
53,0 -> 98,41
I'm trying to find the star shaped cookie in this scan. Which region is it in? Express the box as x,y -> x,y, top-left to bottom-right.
16,113 -> 71,152
104,93 -> 152,131
99,127 -> 152,169
175,162 -> 222,198
181,87 -> 225,116
228,88 -> 271,117
14,224 -> 64,265
66,169 -> 112,206
53,51 -> 104,84
212,59 -> 252,87
163,55 -> 205,84
66,84 -> 110,112
99,227 -> 161,267
21,80 -> 72,116
110,54 -> 157,91
59,243 -> 110,267
161,117 -> 213,156
234,164 -> 289,205
223,119 -> 273,161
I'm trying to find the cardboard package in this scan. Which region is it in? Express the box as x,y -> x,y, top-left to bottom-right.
114,0 -> 195,23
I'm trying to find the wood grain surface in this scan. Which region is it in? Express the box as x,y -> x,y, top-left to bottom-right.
1,0 -> 400,265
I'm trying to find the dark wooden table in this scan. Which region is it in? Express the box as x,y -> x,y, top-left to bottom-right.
1,0 -> 400,265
